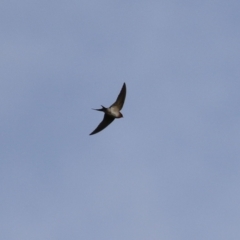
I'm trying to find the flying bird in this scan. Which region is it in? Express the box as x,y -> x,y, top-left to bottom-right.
89,82 -> 126,135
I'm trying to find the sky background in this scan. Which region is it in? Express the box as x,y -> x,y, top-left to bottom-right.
1,1 -> 240,239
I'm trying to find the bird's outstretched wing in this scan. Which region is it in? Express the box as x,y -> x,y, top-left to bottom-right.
110,82 -> 126,110
89,114 -> 115,135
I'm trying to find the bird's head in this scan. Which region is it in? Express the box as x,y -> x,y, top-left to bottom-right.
118,112 -> 123,118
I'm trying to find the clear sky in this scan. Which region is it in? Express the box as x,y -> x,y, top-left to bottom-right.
1,1 -> 240,239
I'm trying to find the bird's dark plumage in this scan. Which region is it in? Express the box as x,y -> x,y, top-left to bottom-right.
110,83 -> 126,110
89,82 -> 127,135
89,114 -> 115,135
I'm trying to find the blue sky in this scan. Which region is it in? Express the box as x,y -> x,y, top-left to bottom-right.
1,1 -> 240,239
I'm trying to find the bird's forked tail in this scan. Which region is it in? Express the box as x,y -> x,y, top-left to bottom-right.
92,105 -> 107,112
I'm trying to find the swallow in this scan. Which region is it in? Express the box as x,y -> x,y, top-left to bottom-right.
89,82 -> 127,135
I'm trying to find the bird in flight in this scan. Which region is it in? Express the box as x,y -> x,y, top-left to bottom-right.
89,82 -> 127,135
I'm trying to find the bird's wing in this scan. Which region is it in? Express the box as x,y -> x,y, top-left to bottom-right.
110,82 -> 126,110
89,114 -> 115,135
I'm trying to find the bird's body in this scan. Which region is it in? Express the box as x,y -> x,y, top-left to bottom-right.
89,83 -> 126,135
108,106 -> 122,118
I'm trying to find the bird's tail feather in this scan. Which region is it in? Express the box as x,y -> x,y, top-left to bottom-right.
92,105 -> 107,112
